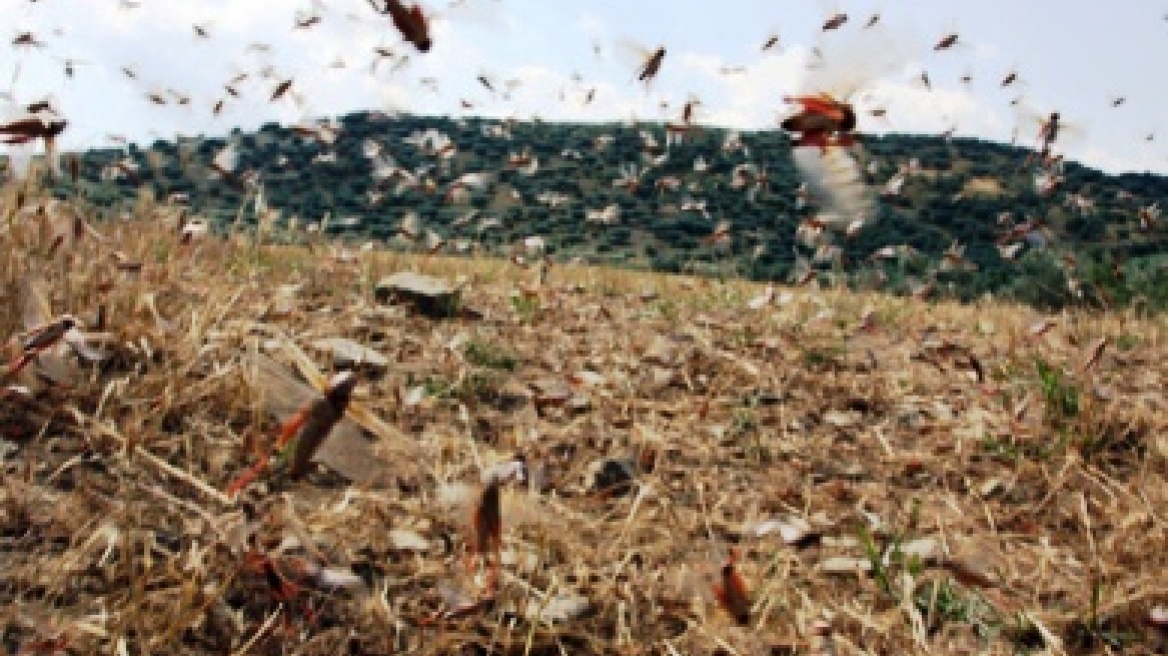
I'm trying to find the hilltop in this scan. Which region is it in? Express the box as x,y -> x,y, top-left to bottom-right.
52,111 -> 1168,310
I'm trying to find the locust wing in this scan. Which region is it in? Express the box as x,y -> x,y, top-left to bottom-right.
244,350 -> 397,488
792,146 -> 875,231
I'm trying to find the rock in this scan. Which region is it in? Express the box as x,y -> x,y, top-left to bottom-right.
586,457 -> 637,497
497,380 -> 532,410
527,594 -> 591,623
374,272 -> 461,318
642,334 -> 677,366
752,516 -> 820,547
819,556 -> 873,576
389,529 -> 430,552
647,366 -> 677,390
500,547 -> 540,573
265,284 -> 300,318
311,337 -> 388,373
747,390 -> 785,406
899,536 -> 941,564
530,379 -> 572,405
528,380 -> 591,415
823,409 -> 861,428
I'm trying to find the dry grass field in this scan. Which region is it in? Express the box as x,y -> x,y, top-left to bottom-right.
2,184 -> 1167,655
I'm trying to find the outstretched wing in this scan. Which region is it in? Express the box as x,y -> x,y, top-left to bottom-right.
792,146 -> 876,231
244,350 -> 396,487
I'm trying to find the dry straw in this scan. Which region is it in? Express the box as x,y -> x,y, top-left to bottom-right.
1,183 -> 1166,654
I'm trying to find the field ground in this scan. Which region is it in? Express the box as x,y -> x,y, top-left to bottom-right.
2,187 -> 1167,655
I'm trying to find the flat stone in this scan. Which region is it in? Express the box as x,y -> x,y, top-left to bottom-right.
819,556 -> 873,576
375,272 -> 461,318
389,529 -> 430,552
527,594 -> 591,623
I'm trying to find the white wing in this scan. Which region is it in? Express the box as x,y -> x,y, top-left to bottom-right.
792,146 -> 876,231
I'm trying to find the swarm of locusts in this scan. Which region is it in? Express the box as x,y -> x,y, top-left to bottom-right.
3,1 -> 1168,655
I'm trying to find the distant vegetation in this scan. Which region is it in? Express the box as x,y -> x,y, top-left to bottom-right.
55,111 -> 1168,311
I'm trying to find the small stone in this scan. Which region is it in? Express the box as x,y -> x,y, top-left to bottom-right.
899,537 -> 941,564
752,516 -> 819,547
642,334 -> 677,366
586,457 -> 637,497
823,410 -> 860,428
311,337 -> 388,373
389,529 -> 430,552
528,594 -> 591,623
819,557 -> 873,575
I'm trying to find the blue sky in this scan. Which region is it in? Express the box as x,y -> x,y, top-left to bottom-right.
5,0 -> 1168,174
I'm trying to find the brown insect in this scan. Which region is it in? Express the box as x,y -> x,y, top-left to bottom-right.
245,549 -> 302,603
1028,318 -> 1056,339
760,30 -> 781,52
780,94 -> 857,150
822,13 -> 848,31
270,78 -> 294,102
16,634 -> 68,655
226,368 -> 357,497
294,12 -> 322,29
711,549 -> 751,625
1080,336 -> 1109,373
702,220 -> 731,245
368,0 -> 432,52
468,458 -> 526,592
636,46 -> 667,83
5,315 -> 78,379
1035,111 -> 1061,160
0,103 -> 68,178
13,31 -> 47,48
1139,203 -> 1160,231
934,33 -> 959,50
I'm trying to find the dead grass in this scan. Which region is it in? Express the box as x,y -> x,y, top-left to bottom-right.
2,185 -> 1167,655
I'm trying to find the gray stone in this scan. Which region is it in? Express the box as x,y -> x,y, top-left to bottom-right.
374,272 -> 461,318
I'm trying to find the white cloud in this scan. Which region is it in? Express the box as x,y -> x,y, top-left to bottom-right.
865,81 -> 1011,140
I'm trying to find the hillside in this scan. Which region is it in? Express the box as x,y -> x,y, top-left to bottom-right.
57,112 -> 1168,310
